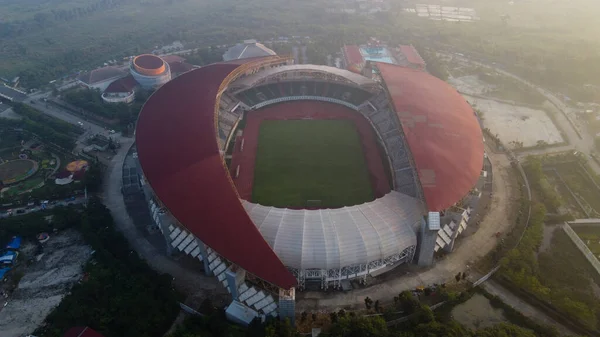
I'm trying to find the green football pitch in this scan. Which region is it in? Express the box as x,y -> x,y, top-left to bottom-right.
251,119 -> 373,208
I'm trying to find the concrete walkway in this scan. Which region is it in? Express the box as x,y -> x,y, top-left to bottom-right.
296,145 -> 516,311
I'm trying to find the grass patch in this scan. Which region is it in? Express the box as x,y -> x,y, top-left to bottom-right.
573,226 -> 600,256
252,119 -> 373,208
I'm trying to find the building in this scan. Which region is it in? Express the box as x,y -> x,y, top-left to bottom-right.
134,56 -> 485,321
77,66 -> 127,91
342,42 -> 398,73
395,45 -> 426,71
78,54 -> 194,104
222,40 -> 277,62
130,54 -> 172,89
101,75 -> 137,104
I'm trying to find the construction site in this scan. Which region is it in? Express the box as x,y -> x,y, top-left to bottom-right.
0,230 -> 92,337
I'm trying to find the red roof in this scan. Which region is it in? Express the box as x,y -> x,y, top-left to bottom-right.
136,65 -> 296,289
343,45 -> 364,67
399,45 -> 425,67
104,75 -> 137,93
64,327 -> 104,337
377,63 -> 483,211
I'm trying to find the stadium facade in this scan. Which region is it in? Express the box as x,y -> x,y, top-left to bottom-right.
134,56 -> 485,322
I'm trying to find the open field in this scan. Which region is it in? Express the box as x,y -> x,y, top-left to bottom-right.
451,293 -> 507,329
0,159 -> 36,182
464,95 -> 563,149
252,120 -> 373,208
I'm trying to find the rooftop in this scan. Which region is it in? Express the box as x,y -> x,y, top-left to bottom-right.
222,40 -> 276,61
104,75 -> 138,93
77,66 -> 126,85
377,62 -> 484,211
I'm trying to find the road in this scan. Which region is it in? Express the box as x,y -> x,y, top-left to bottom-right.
0,196 -> 87,218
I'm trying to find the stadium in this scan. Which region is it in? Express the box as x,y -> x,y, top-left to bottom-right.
134,55 -> 485,322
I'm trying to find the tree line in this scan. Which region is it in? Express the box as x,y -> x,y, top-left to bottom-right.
3,104 -> 80,149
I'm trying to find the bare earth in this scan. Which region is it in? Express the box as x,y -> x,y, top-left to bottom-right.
0,230 -> 91,337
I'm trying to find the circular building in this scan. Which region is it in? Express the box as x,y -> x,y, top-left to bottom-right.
130,54 -> 171,89
135,56 -> 484,319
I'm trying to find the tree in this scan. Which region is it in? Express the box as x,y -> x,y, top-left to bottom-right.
396,291 -> 419,314
329,311 -> 338,323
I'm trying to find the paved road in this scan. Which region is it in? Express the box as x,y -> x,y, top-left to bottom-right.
0,197 -> 87,218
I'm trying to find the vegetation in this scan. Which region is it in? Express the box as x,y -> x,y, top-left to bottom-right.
499,203 -> 549,297
34,198 -> 181,337
252,120 -> 373,208
538,229 -> 600,331
3,104 -> 78,149
523,157 -> 561,212
501,161 -> 600,331
168,312 -> 298,337
63,88 -> 149,130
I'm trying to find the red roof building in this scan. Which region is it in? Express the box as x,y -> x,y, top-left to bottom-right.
103,75 -> 138,94
342,45 -> 364,73
377,62 -> 483,211
397,45 -> 426,70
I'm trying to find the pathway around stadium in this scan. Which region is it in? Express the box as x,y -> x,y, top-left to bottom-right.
102,139 -> 222,297
296,144 -> 516,311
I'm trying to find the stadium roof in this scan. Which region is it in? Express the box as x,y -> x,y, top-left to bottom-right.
231,64 -> 376,90
398,45 -> 425,67
343,45 -> 364,66
223,40 -> 276,62
77,66 -> 126,85
377,63 -> 484,211
136,63 -> 297,289
242,191 -> 421,270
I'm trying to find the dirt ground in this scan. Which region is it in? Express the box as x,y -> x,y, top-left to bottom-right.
0,230 -> 92,337
451,293 -> 507,329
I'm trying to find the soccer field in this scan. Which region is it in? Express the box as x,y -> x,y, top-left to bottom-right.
252,119 -> 373,208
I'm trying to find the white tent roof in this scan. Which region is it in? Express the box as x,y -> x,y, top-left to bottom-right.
242,191 -> 422,270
